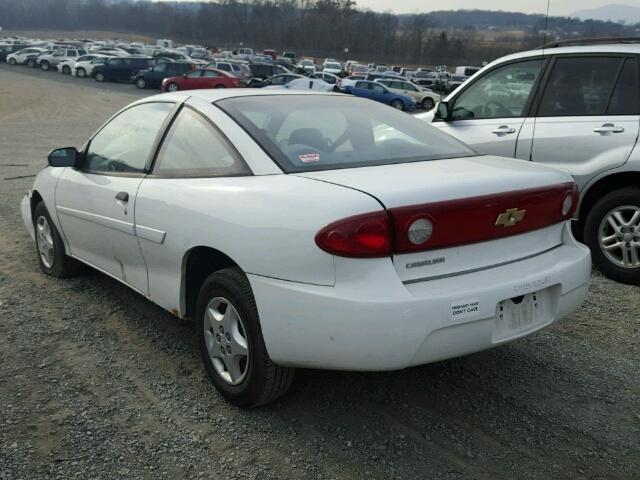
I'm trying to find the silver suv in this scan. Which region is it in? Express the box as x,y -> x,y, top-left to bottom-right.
419,38 -> 640,285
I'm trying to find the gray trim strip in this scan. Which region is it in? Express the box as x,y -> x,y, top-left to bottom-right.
402,245 -> 562,285
136,225 -> 166,244
56,206 -> 135,236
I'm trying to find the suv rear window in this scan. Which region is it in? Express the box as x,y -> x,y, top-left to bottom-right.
217,95 -> 474,173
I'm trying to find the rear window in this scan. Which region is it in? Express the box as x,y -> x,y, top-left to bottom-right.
217,95 -> 474,173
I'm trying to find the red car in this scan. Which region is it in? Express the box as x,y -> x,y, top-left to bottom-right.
161,68 -> 240,92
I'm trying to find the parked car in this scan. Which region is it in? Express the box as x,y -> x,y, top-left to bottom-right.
134,61 -> 197,89
37,48 -> 87,71
250,54 -> 273,64
247,63 -> 290,81
0,43 -> 29,62
344,80 -> 416,110
448,74 -> 469,90
248,73 -> 303,88
207,61 -> 251,83
340,75 -> 364,90
298,58 -> 315,74
263,49 -> 277,61
419,39 -> 640,284
322,61 -> 342,76
278,77 -> 334,92
6,47 -> 46,65
314,71 -> 341,86
92,56 -> 156,82
161,68 -> 239,92
375,78 -> 440,110
57,54 -> 104,75
21,90 -> 590,406
365,72 -> 402,82
454,66 -> 481,77
282,51 -> 296,61
73,55 -> 112,78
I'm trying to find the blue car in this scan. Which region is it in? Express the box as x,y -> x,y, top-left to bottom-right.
344,80 -> 416,110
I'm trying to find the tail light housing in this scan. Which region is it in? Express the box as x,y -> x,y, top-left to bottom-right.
316,183 -> 578,258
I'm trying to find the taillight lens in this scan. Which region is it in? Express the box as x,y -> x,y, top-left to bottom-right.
562,184 -> 579,218
315,211 -> 391,258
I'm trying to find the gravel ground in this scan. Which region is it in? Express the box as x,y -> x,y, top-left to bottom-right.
0,63 -> 639,480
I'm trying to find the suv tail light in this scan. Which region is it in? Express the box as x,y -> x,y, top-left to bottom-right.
316,183 -> 578,258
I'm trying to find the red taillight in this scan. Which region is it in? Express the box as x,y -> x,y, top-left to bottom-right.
315,211 -> 391,258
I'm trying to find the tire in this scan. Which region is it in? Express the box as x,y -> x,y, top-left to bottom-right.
135,77 -> 146,89
214,84 -> 226,89
26,59 -> 35,68
422,97 -> 435,110
95,72 -> 105,82
391,99 -> 404,110
62,65 -> 71,75
584,187 -> 640,285
197,267 -> 294,407
76,67 -> 86,78
8,57 -> 16,65
166,82 -> 179,92
33,202 -> 82,278
40,60 -> 50,71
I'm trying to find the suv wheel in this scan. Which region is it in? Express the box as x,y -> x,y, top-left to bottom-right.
76,67 -> 86,78
62,65 -> 71,75
197,268 -> 294,407
135,78 -> 146,89
8,57 -> 16,65
40,60 -> 50,71
585,187 -> 640,285
95,72 -> 105,82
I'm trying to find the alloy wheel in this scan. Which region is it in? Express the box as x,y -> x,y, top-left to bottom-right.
167,83 -> 179,92
36,216 -> 55,269
598,205 -> 640,268
203,297 -> 249,385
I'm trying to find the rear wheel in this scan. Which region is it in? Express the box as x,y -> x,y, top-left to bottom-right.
40,61 -> 50,71
197,267 -> 294,407
135,77 -> 146,89
33,202 -> 82,278
94,72 -> 105,82
585,187 -> 640,285
167,82 -> 179,92
8,57 -> 16,65
62,65 -> 71,75
26,59 -> 36,68
422,97 -> 435,110
76,67 -> 86,78
391,99 -> 404,110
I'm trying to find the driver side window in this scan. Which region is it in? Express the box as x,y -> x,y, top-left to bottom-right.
451,59 -> 543,120
84,102 -> 174,173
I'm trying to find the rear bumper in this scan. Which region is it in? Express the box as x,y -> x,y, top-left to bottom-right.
250,225 -> 591,371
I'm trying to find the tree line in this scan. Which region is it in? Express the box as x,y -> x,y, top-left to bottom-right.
1,0 -> 637,66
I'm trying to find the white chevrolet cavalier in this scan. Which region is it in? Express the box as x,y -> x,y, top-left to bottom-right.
22,90 -> 591,406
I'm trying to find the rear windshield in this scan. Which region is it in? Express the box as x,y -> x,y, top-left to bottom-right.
217,95 -> 475,173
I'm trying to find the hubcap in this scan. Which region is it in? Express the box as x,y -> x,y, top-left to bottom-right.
203,297 -> 249,385
599,205 -> 640,269
168,84 -> 178,92
36,216 -> 54,268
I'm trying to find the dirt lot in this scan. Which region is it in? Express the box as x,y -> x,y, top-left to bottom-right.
0,64 -> 639,480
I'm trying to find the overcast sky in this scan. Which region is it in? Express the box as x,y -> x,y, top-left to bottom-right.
354,0 -> 626,15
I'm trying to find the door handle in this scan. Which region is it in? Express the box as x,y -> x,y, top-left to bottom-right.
115,191 -> 129,203
593,123 -> 624,135
491,125 -> 516,135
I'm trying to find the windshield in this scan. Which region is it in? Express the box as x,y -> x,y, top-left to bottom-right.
325,62 -> 341,69
217,95 -> 474,173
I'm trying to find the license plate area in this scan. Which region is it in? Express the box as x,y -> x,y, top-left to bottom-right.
494,291 -> 542,341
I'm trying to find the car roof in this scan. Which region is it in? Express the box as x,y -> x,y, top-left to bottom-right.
136,89 -> 344,106
493,44 -> 640,65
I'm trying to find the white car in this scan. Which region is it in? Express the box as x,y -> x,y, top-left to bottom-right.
322,61 -> 342,76
280,78 -> 334,91
72,55 -> 112,78
57,54 -> 105,75
37,48 -> 87,71
21,90 -> 590,407
7,47 -> 46,65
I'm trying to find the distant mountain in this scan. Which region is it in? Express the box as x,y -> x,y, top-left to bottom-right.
572,4 -> 640,24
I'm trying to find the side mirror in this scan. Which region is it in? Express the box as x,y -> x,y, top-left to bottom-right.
48,147 -> 79,168
434,101 -> 450,121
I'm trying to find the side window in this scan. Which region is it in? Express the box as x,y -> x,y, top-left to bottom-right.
372,84 -> 386,94
186,70 -> 202,78
53,51 -> 65,57
537,57 -> 622,117
202,70 -> 220,77
451,59 -> 543,120
155,63 -> 167,72
153,108 -> 249,176
218,63 -> 231,71
109,58 -> 123,67
85,102 -> 173,173
355,82 -> 367,89
608,58 -> 639,116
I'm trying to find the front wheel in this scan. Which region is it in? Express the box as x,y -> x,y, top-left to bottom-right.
166,82 -> 179,92
33,202 -> 82,278
40,61 -> 50,71
585,187 -> 640,285
135,77 -> 146,89
391,99 -> 404,110
76,67 -> 86,78
422,97 -> 435,110
94,72 -> 105,82
62,65 -> 71,75
197,267 -> 294,407
8,57 -> 16,65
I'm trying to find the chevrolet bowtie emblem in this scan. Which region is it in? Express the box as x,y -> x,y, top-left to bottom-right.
495,208 -> 526,227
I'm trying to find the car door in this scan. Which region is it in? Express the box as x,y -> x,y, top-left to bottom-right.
434,58 -> 546,158
520,55 -> 640,189
201,69 -> 222,88
55,101 -> 176,293
182,70 -> 204,89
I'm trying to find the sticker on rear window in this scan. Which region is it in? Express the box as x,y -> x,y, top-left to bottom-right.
299,153 -> 320,163
450,298 -> 480,320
